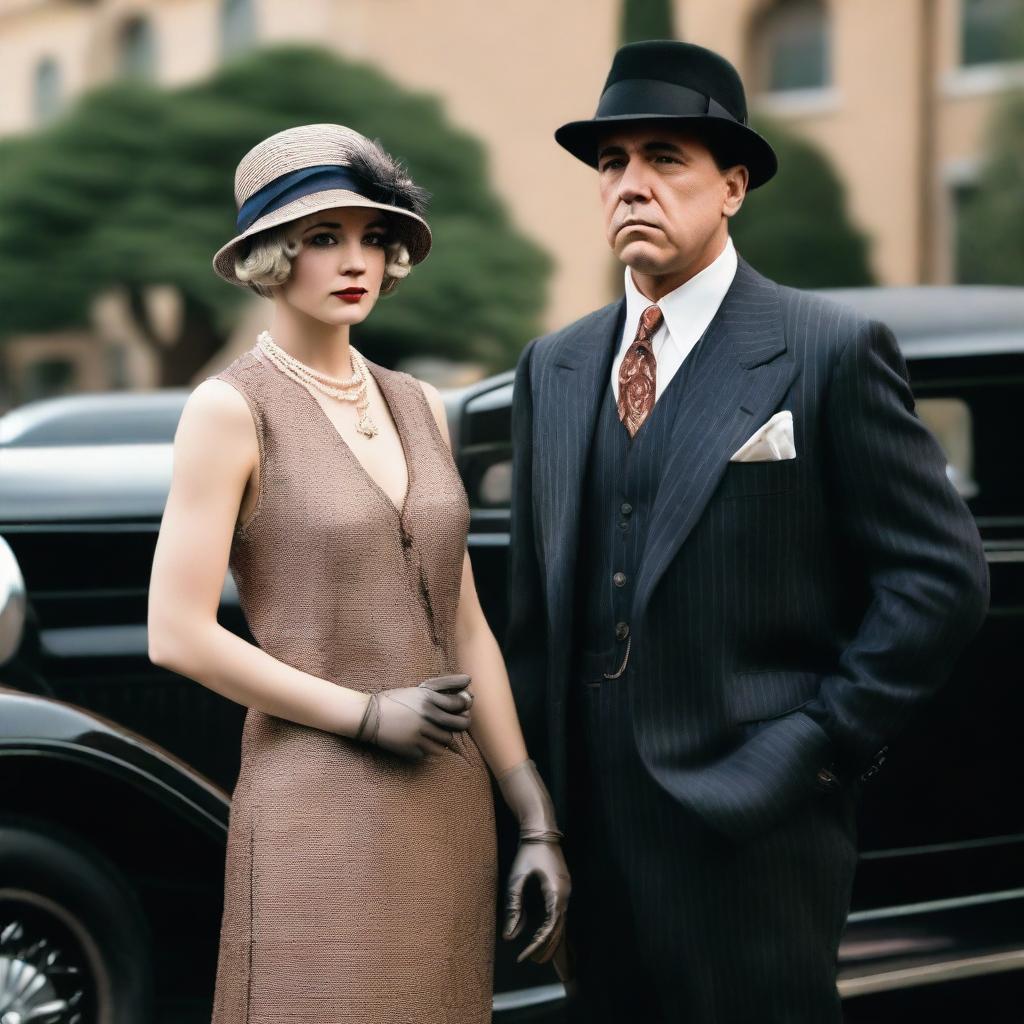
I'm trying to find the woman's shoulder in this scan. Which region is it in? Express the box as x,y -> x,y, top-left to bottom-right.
206,344 -> 264,388
180,376 -> 259,447
404,374 -> 446,432
195,345 -> 273,431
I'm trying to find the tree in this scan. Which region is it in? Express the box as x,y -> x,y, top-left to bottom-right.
620,0 -> 675,44
0,46 -> 550,384
956,89 -> 1024,284
730,119 -> 874,288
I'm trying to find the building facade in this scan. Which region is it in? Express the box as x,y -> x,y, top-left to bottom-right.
0,0 -> 1021,400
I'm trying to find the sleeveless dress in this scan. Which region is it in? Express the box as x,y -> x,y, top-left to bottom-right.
207,344 -> 497,1023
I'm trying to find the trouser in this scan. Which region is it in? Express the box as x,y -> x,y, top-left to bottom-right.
562,667 -> 858,1024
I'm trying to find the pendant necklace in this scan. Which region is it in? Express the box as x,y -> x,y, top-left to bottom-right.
256,329 -> 379,438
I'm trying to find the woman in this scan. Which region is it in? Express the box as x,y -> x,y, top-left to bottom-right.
147,123 -> 569,1023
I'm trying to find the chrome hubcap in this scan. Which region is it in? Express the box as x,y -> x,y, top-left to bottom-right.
0,919 -> 85,1024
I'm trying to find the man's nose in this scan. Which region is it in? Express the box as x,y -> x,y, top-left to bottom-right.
617,158 -> 653,204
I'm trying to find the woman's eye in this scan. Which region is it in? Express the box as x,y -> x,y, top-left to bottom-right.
364,233 -> 387,247
310,233 -> 336,246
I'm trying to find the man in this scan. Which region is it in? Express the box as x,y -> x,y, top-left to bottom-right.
504,40 -> 989,1023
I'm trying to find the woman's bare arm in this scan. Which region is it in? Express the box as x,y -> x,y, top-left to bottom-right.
419,381 -> 528,776
147,379 -> 370,736
454,549 -> 530,775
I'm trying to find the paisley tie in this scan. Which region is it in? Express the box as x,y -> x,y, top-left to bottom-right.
617,304 -> 663,438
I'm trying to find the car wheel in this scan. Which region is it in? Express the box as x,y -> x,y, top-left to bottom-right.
0,818 -> 153,1024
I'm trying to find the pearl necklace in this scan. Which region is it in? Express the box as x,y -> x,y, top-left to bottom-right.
256,329 -> 378,438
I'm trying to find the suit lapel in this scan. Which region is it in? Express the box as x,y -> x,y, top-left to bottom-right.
537,299 -> 625,636
632,259 -> 798,623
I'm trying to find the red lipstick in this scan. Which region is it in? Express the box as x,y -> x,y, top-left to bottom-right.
333,288 -> 366,304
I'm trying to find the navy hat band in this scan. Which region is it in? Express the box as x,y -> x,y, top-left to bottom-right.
236,164 -> 383,233
596,79 -> 740,124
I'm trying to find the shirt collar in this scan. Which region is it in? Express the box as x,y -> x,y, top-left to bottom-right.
622,235 -> 738,353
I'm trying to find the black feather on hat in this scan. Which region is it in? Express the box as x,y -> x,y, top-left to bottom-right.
347,140 -> 431,218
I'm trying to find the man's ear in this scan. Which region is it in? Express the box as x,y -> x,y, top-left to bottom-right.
722,164 -> 749,218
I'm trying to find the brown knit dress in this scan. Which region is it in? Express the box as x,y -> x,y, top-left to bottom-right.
207,344 -> 497,1023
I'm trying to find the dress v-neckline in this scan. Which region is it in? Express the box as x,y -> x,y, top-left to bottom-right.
256,345 -> 414,521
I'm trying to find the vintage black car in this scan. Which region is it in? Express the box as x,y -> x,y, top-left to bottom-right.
1,285 -> 1022,1023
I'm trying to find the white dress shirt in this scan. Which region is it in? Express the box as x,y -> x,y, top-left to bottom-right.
611,235 -> 738,404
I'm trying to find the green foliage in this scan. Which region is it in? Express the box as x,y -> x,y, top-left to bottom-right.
956,90 -> 1024,284
0,46 -> 550,376
730,119 -> 874,288
619,0 -> 675,44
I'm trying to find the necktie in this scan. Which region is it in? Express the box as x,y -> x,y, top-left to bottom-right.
617,304 -> 663,438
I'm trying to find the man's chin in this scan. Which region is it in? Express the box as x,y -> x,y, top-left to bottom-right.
617,242 -> 674,275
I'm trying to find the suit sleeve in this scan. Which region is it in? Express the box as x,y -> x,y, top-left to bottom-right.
504,338 -> 549,762
801,318 -> 990,771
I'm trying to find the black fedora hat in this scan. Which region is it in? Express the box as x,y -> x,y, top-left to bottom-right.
555,40 -> 778,189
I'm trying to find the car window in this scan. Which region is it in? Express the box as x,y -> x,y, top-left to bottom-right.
917,397 -> 978,499
911,370 -> 1021,520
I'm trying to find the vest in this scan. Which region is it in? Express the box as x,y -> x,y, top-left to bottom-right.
574,348 -> 694,681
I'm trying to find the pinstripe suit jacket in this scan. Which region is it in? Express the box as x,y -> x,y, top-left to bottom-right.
505,256 -> 989,841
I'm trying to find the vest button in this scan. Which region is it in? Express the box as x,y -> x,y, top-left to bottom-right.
620,502 -> 633,516
612,571 -> 627,587
615,621 -> 630,641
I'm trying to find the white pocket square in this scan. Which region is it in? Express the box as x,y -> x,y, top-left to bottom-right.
730,410 -> 796,462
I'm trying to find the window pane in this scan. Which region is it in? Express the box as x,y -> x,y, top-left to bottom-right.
962,0 -> 1024,66
916,397 -> 978,499
755,0 -> 830,92
23,359 -> 75,403
119,17 -> 156,81
952,181 -> 981,284
221,0 -> 256,58
33,58 -> 62,125
911,373 -> 1022,519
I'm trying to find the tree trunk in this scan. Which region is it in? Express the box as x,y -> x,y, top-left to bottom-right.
157,297 -> 226,386
124,286 -> 225,386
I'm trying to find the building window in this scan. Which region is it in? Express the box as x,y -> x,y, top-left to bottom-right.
118,16 -> 156,81
961,0 -> 1024,66
952,179 -> 981,282
33,57 -> 62,125
221,0 -> 256,58
751,0 -> 831,93
23,358 -> 76,402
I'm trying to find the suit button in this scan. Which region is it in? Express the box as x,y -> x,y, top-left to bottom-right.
816,767 -> 840,792
620,502 -> 633,516
612,571 -> 627,587
615,621 -> 630,641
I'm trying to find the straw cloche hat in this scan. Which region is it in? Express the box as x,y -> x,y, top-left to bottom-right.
212,123 -> 432,285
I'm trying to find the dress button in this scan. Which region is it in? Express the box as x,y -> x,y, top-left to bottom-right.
620,502 -> 633,516
401,531 -> 413,548
615,621 -> 630,641
613,571 -> 627,587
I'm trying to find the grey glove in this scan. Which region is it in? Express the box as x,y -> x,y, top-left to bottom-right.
498,758 -> 571,964
355,674 -> 473,760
